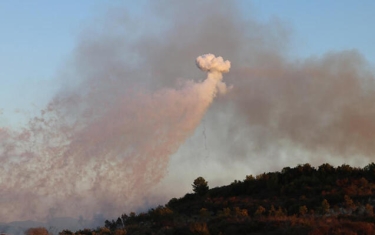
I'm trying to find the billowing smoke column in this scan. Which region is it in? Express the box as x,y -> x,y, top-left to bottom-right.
0,54 -> 230,222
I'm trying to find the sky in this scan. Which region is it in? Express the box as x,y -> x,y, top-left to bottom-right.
248,0 -> 375,62
1,0 -> 374,126
0,1 -> 143,126
1,0 -> 375,229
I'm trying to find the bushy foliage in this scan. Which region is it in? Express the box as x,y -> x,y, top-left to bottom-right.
25,227 -> 50,235
192,177 -> 209,196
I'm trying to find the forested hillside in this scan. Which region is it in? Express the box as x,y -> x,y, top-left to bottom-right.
49,163 -> 375,234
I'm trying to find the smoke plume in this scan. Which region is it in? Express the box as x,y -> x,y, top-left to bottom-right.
1,0 -> 375,224
0,52 -> 230,222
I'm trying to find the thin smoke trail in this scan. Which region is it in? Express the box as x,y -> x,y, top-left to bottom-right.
202,118 -> 210,160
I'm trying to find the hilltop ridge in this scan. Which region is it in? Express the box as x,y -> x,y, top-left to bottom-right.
34,163 -> 375,234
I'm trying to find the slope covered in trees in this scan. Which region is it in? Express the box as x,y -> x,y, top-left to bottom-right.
55,163 -> 375,234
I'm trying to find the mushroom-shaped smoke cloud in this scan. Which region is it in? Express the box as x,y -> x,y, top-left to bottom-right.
196,53 -> 231,74
196,54 -> 231,94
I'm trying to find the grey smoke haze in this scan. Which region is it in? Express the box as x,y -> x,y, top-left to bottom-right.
0,0 -> 375,225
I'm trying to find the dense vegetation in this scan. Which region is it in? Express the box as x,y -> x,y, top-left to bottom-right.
39,163 -> 375,234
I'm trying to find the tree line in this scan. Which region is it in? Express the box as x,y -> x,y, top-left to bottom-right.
25,163 -> 375,234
